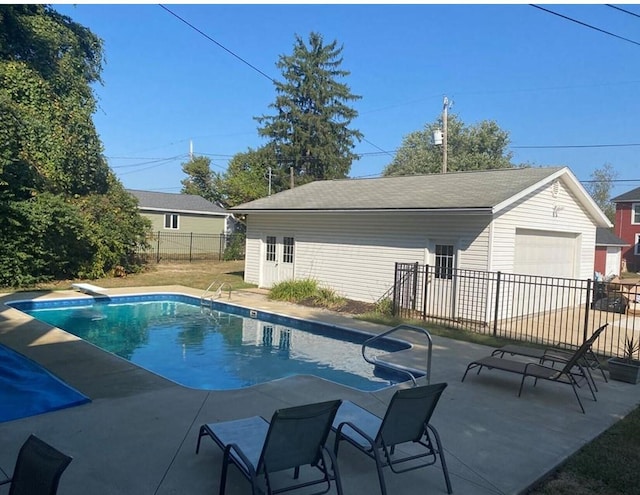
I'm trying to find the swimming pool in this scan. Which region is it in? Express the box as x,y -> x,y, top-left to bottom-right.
10,294 -> 413,391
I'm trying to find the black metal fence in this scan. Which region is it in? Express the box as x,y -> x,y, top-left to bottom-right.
137,232 -> 245,262
392,262 -> 640,359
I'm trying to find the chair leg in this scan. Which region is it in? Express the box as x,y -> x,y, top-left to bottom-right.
196,426 -> 208,454
219,452 -> 230,495
427,424 -> 453,494
323,446 -> 344,495
372,448 -> 389,495
570,383 -> 586,414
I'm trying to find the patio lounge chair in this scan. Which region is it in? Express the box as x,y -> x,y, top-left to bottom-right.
332,383 -> 452,495
462,337 -> 597,413
196,399 -> 343,495
0,434 -> 72,495
491,324 -> 609,391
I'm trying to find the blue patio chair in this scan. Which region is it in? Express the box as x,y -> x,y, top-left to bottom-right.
0,434 -> 72,495
332,383 -> 452,495
196,399 -> 343,495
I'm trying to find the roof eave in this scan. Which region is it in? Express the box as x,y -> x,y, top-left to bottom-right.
230,207 -> 494,215
138,206 -> 229,216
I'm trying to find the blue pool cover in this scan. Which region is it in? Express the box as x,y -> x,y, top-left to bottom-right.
0,344 -> 90,423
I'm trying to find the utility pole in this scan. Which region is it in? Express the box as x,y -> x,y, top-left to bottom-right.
442,96 -> 449,174
267,167 -> 272,196
189,139 -> 193,160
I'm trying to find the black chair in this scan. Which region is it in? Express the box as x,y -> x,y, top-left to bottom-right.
196,399 -> 343,495
0,435 -> 72,495
332,383 -> 452,495
462,336 -> 597,413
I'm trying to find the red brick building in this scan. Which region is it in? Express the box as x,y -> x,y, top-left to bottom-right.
612,186 -> 640,273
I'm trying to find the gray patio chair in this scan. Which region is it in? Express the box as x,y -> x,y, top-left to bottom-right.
332,383 -> 452,495
196,399 -> 343,495
0,434 -> 72,495
491,324 -> 609,391
462,336 -> 597,413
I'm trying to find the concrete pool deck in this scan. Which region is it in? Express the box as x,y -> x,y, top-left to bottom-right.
0,285 -> 639,495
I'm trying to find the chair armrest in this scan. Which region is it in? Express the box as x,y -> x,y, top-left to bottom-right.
335,421 -> 376,446
223,443 -> 257,477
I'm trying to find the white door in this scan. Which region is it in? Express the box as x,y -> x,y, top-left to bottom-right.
514,229 -> 578,278
424,242 -> 457,318
261,235 -> 295,287
605,247 -> 621,277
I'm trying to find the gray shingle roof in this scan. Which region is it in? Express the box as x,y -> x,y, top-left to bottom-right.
231,167 -> 565,212
611,186 -> 640,203
595,227 -> 628,247
128,190 -> 227,215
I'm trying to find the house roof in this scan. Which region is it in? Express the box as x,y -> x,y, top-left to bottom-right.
611,186 -> 640,203
128,189 -> 228,216
595,227 -> 628,247
231,166 -> 611,226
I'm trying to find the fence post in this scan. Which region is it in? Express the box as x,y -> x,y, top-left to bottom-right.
493,271 -> 501,336
412,262 -> 419,311
156,231 -> 161,263
189,232 -> 193,262
392,262 -> 399,317
422,264 -> 430,321
583,279 -> 592,342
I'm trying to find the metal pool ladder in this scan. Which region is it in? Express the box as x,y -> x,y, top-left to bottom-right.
201,280 -> 230,306
361,324 -> 433,386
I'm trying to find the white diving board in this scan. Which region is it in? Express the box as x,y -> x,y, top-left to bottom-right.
71,283 -> 108,295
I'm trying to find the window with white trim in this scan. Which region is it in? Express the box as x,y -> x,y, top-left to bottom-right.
266,236 -> 276,262
633,203 -> 640,225
283,237 -> 294,264
435,244 -> 455,279
164,213 -> 179,229
635,233 -> 640,256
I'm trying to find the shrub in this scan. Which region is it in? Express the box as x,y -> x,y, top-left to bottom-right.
269,279 -> 319,302
374,297 -> 394,316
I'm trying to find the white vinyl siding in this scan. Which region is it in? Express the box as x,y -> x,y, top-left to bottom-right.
491,179 -> 596,279
244,212 -> 491,302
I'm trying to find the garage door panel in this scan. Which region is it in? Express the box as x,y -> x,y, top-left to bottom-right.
514,229 -> 577,278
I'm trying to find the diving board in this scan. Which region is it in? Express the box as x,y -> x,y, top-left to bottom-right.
71,283 -> 107,295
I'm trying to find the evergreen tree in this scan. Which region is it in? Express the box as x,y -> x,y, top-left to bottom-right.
256,32 -> 362,185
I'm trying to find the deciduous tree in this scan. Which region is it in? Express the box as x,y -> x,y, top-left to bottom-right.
585,163 -> 617,223
0,5 -> 149,286
383,114 -> 514,176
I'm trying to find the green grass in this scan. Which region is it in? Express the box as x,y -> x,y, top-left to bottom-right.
528,406 -> 640,495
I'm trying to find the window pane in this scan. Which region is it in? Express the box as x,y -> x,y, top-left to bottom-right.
633,204 -> 640,224
435,244 -> 454,279
164,214 -> 171,229
636,234 -> 640,256
266,236 -> 276,262
283,237 -> 294,264
171,214 -> 178,229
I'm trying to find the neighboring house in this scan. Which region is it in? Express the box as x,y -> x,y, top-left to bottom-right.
231,167 -> 611,303
594,227 -> 627,278
611,186 -> 640,273
128,189 -> 233,235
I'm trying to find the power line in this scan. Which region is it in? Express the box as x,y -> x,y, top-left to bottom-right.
159,4 -> 275,83
512,143 -> 640,149
606,4 -> 640,19
530,4 -> 640,47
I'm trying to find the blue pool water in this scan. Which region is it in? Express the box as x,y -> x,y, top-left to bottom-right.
11,294 -> 411,391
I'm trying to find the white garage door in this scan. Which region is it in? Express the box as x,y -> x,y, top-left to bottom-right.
514,229 -> 578,278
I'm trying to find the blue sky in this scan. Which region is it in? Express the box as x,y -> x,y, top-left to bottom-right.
54,3 -> 640,198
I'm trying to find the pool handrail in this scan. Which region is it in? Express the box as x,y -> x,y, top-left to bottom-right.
361,325 -> 433,386
201,281 -> 231,305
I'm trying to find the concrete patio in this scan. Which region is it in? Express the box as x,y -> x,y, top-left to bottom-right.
1,286 -> 639,495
